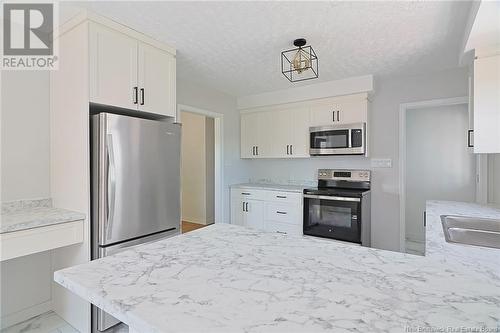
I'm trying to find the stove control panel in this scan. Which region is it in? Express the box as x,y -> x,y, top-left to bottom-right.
318,169 -> 371,182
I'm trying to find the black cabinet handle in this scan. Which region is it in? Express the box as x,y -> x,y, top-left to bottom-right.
467,130 -> 474,148
290,145 -> 293,155
242,202 -> 245,212
423,211 -> 426,227
252,146 -> 256,156
337,110 -> 340,122
332,111 -> 335,122
133,87 -> 138,104
241,192 -> 250,195
276,211 -> 287,215
286,145 -> 289,155
245,202 -> 249,212
276,195 -> 287,199
140,88 -> 145,105
256,146 -> 259,155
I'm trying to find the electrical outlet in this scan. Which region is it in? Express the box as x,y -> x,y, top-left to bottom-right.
371,158 -> 392,168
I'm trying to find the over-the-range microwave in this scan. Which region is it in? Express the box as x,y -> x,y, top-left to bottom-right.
309,122 -> 366,156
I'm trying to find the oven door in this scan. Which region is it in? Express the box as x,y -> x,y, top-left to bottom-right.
309,128 -> 349,155
303,194 -> 361,243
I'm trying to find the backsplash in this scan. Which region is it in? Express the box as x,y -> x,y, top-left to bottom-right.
1,198 -> 52,214
247,177 -> 317,187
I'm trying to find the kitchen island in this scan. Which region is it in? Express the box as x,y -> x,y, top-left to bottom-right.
54,220 -> 500,332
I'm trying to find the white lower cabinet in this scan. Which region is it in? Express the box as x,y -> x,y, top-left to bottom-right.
230,187 -> 303,236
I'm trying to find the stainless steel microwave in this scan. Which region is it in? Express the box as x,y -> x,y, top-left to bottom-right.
309,122 -> 366,155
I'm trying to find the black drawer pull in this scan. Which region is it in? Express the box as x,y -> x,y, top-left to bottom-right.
241,192 -> 251,195
276,195 -> 287,199
276,211 -> 287,215
276,231 -> 287,234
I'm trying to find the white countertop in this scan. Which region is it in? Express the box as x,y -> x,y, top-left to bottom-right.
55,222 -> 500,332
230,183 -> 307,193
1,199 -> 85,234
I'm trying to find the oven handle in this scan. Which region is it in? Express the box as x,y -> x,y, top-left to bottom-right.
303,194 -> 361,202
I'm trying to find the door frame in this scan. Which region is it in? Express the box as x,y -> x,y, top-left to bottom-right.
398,96 -> 477,251
177,104 -> 224,225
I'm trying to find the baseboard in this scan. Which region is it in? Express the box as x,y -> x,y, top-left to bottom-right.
182,219 -> 207,226
0,300 -> 52,329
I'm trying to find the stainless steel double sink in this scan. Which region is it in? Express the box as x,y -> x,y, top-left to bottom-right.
440,215 -> 500,249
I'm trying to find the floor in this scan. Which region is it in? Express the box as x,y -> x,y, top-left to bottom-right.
1,311 -> 77,333
182,221 -> 209,233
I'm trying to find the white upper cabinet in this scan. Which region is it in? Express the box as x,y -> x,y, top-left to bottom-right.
90,24 -> 138,110
240,94 -> 367,159
473,54 -> 500,153
138,42 -> 176,117
309,98 -> 367,127
90,22 -> 176,117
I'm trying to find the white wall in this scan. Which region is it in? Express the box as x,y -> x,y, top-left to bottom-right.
242,67 -> 470,251
1,71 -> 51,201
181,111 -> 208,224
177,79 -> 248,224
405,104 -> 476,243
0,71 -> 53,327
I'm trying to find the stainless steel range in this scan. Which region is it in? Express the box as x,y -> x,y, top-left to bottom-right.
303,169 -> 371,246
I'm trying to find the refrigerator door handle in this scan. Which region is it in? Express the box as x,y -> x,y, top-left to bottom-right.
106,134 -> 116,241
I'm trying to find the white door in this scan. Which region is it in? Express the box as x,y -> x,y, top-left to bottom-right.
405,103 -> 476,251
474,55 -> 500,153
337,100 -> 368,124
290,107 -> 310,157
245,200 -> 264,230
90,23 -> 138,110
230,194 -> 245,226
271,110 -> 291,158
138,43 -> 176,117
255,112 -> 273,158
241,112 -> 259,158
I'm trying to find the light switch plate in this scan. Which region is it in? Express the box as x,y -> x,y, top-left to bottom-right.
371,158 -> 392,168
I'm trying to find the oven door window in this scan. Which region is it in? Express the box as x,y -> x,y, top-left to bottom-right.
304,196 -> 361,243
310,129 -> 349,149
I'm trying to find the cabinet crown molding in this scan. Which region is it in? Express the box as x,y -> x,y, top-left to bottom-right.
56,9 -> 176,56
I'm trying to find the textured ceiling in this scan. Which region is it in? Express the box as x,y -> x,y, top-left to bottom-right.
63,1 -> 473,97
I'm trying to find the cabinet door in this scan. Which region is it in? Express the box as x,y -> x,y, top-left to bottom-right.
290,107 -> 310,157
138,43 -> 176,117
474,55 -> 500,153
245,200 -> 264,230
272,110 -> 292,158
337,100 -> 368,124
255,111 -> 275,158
230,193 -> 245,226
90,23 -> 138,110
309,102 -> 340,126
241,113 -> 258,158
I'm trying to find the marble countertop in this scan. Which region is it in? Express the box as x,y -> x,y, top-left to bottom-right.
425,200 -> 500,276
1,199 -> 86,234
55,223 -> 500,333
230,183 -> 307,193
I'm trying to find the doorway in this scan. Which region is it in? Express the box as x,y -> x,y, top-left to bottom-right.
176,104 -> 224,232
180,111 -> 215,232
400,98 -> 476,255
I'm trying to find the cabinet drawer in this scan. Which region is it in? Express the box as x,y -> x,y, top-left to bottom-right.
266,191 -> 302,203
232,188 -> 267,200
265,202 -> 301,225
266,221 -> 302,236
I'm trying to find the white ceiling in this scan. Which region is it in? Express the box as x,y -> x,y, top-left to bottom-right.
63,1 -> 473,97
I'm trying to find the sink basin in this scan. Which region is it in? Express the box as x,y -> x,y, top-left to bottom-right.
440,215 -> 500,249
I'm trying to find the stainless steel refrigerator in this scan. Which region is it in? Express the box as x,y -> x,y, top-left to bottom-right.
90,112 -> 181,332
